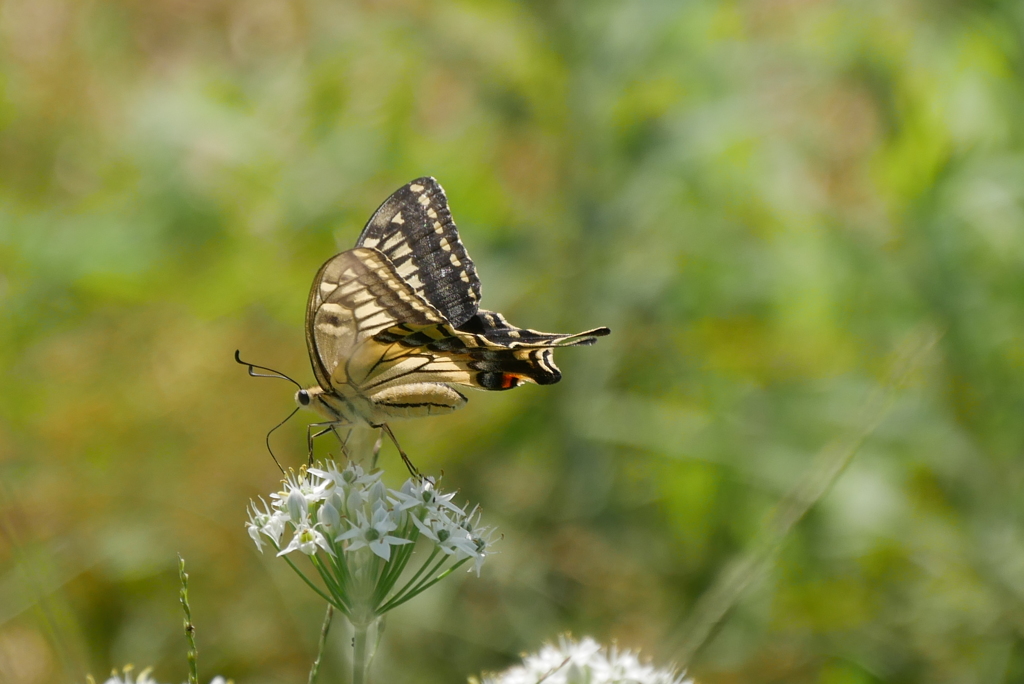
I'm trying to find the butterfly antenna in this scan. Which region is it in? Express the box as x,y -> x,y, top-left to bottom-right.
264,406 -> 299,475
234,350 -> 302,389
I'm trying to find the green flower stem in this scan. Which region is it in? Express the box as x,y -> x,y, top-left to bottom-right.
379,554 -> 459,613
380,560 -> 469,613
327,538 -> 353,590
379,546 -> 439,606
279,552 -> 347,613
310,555 -> 351,614
352,621 -> 371,684
400,560 -> 467,599
367,554 -> 386,589
375,527 -> 420,599
399,552 -> 451,597
370,615 -> 386,668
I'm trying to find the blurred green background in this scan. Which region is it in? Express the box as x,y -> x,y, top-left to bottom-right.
3,0 -> 1024,682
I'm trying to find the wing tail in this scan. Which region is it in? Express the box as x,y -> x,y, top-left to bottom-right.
456,310 -> 611,349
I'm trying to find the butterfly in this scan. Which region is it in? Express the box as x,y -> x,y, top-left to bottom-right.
294,177 -> 609,467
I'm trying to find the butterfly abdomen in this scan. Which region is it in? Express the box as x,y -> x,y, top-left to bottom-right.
370,383 -> 467,420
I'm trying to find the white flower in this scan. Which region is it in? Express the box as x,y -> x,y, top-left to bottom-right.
391,478 -> 463,516
465,526 -> 496,577
411,509 -> 475,556
309,461 -> 380,490
246,460 -> 497,617
270,472 -> 329,510
278,522 -> 335,557
96,667 -> 160,684
90,667 -> 229,684
336,506 -> 412,561
306,462 -> 342,484
246,498 -> 286,552
478,636 -> 691,684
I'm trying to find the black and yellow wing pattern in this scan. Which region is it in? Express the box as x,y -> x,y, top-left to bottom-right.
303,177 -> 610,427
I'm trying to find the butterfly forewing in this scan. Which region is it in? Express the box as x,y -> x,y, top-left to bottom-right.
356,177 -> 482,327
306,248 -> 448,389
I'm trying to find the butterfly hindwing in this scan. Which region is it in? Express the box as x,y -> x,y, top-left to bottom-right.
457,309 -> 611,348
356,177 -> 482,327
370,315 -> 608,391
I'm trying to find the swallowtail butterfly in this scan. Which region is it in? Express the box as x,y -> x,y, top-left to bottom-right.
297,177 -> 609,463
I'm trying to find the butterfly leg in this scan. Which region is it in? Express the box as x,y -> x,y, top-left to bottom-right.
332,426 -> 352,460
379,423 -> 421,479
307,421 -> 339,464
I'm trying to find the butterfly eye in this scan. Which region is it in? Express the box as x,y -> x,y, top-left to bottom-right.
296,389 -> 311,406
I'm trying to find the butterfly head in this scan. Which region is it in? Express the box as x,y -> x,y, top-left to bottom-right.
295,386 -> 321,409
295,385 -> 351,424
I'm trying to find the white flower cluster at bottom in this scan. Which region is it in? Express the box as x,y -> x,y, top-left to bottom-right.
89,666 -> 227,684
476,636 -> 692,684
246,461 -> 493,574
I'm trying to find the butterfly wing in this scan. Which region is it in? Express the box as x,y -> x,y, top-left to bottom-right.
356,177 -> 482,327
456,309 -> 611,348
372,313 -> 611,392
307,247 -> 607,407
305,247 -> 452,391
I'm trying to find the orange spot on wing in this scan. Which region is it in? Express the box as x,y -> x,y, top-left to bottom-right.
501,374 -> 522,389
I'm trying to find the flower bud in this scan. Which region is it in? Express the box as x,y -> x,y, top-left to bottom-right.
286,488 -> 308,524
318,500 -> 342,535
368,480 -> 387,505
326,490 -> 346,516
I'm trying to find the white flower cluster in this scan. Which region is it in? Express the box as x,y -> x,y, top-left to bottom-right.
478,636 -> 691,684
246,461 -> 494,574
89,667 -> 227,684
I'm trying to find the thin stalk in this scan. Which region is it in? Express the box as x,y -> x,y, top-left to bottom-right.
280,554 -> 346,613
177,556 -> 199,684
399,563 -> 464,597
368,552 -> 386,588
307,604 -> 333,684
382,547 -> 440,605
310,555 -> 351,613
375,525 -> 420,599
352,621 -> 371,684
379,555 -> 454,613
398,552 -> 452,598
369,616 -> 386,669
327,538 -> 352,589
379,559 -> 468,613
